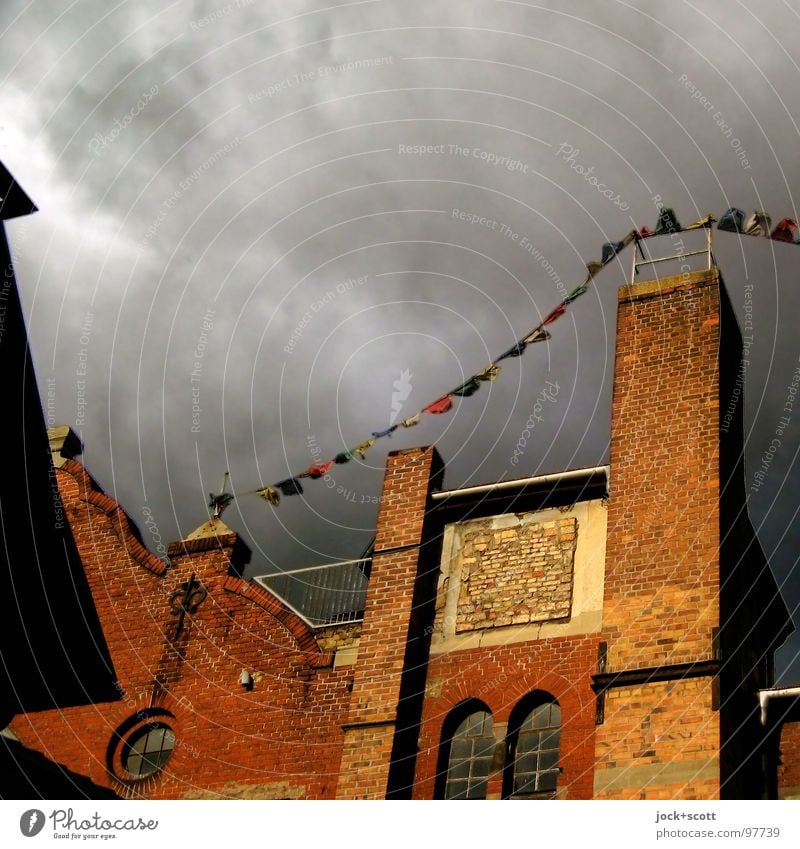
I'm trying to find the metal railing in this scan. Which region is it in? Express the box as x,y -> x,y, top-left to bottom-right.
254,558 -> 371,628
629,224 -> 714,285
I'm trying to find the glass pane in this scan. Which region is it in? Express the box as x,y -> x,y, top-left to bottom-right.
514,774 -> 537,795
124,725 -> 175,777
517,730 -> 541,754
466,711 -> 491,736
143,728 -> 166,755
538,769 -> 558,791
519,712 -> 535,732
449,759 -> 470,779
540,730 -> 559,750
129,734 -> 148,757
451,739 -> 471,760
510,700 -> 560,799
466,778 -> 488,800
516,752 -> 539,774
446,780 -> 468,800
539,749 -> 559,771
471,756 -> 492,778
455,717 -> 472,736
533,704 -> 552,728
126,752 -> 143,775
474,736 -> 495,758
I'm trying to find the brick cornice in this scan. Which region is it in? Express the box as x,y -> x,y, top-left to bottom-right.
618,267 -> 720,304
59,459 -> 168,577
166,534 -> 240,556
222,576 -> 325,658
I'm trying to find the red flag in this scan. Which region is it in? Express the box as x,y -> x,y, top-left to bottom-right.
306,460 -> 334,479
542,305 -> 566,325
424,395 -> 453,415
771,218 -> 797,243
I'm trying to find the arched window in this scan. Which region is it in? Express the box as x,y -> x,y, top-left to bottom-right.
435,700 -> 495,799
503,693 -> 561,799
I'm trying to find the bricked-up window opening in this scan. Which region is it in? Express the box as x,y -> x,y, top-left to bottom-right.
122,724 -> 175,778
504,696 -> 561,799
440,708 -> 495,799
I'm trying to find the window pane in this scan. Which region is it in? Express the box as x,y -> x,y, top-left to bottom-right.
443,709 -> 494,800
474,736 -> 495,758
466,711 -> 490,735
516,752 -> 539,774
517,730 -> 541,754
539,748 -> 559,771
533,704 -> 552,728
467,778 -> 488,799
540,730 -> 559,750
471,756 -> 492,779
538,769 -> 558,792
123,724 -> 175,778
446,780 -> 468,800
449,759 -> 471,779
514,774 -> 538,795
451,739 -> 471,760
509,699 -> 560,799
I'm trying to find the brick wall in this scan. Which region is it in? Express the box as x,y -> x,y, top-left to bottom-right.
596,269 -> 723,799
595,679 -> 719,800
414,635 -> 598,799
11,461 -> 353,799
452,515 -> 576,631
778,721 -> 800,799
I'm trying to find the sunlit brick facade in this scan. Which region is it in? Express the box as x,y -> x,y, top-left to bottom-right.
9,268 -> 798,799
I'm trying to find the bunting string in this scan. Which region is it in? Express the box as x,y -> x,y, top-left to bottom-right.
238,204 -> 799,509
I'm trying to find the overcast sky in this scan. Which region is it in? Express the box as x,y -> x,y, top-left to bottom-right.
3,0 -> 800,681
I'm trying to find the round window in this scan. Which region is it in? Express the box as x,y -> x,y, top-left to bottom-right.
121,723 -> 175,778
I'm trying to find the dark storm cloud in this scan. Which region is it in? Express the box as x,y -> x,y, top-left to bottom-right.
3,0 -> 800,678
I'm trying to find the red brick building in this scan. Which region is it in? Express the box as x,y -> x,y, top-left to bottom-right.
8,265 -> 800,799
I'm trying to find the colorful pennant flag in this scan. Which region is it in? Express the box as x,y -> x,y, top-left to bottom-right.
424,396 -> 453,414
451,377 -> 481,397
771,218 -> 797,243
255,201 -> 800,509
496,342 -> 527,361
655,208 -> 681,235
542,304 -> 567,325
562,284 -> 589,305
353,438 -> 375,459
256,486 -> 280,506
475,364 -> 501,381
685,214 -> 716,230
601,240 -> 625,264
522,327 -> 550,344
276,477 -> 304,496
307,460 -> 334,479
586,260 -> 604,279
744,211 -> 771,237
717,208 -> 744,233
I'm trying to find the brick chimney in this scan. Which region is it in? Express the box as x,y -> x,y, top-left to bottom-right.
593,266 -> 789,799
336,446 -> 443,799
594,268 -> 724,798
